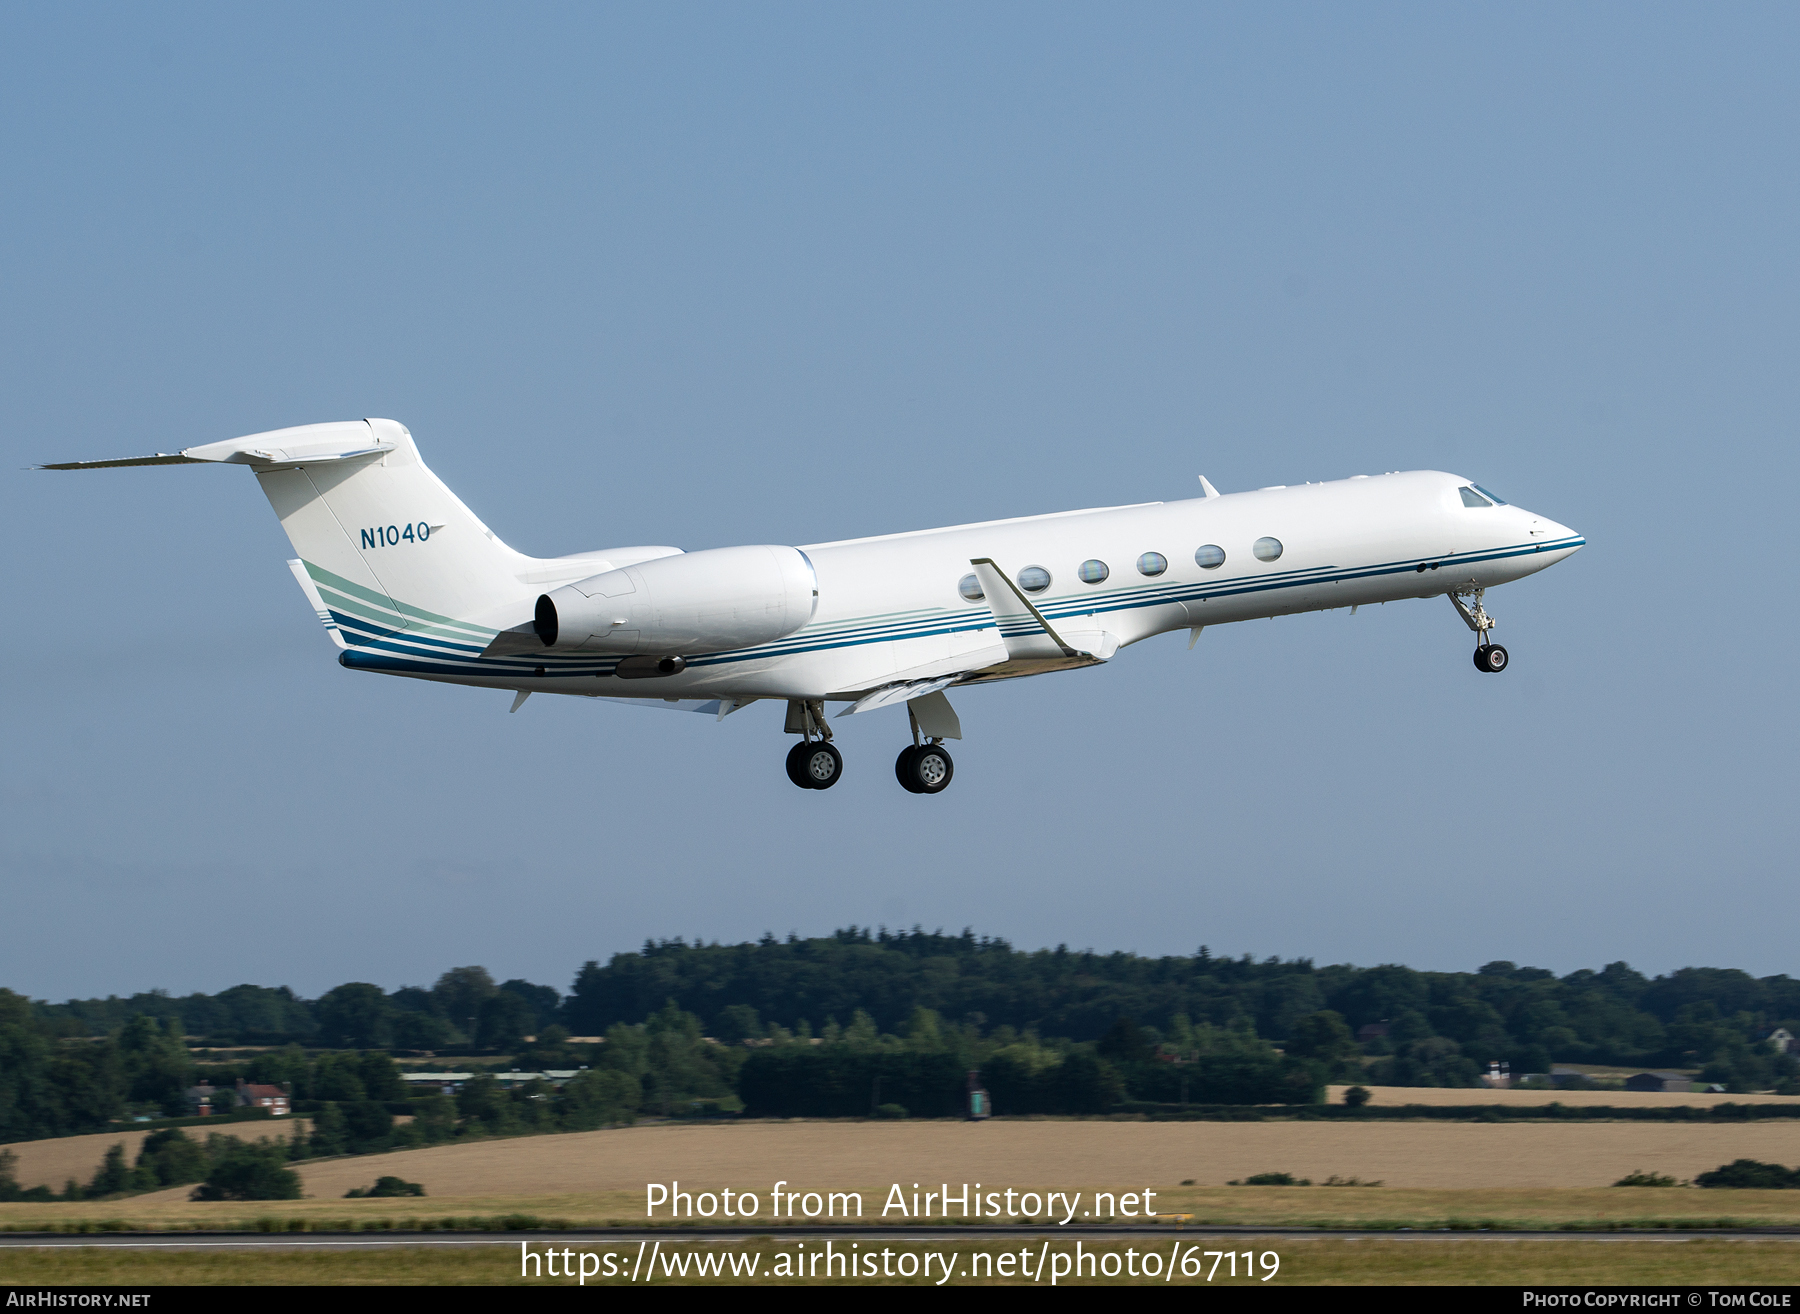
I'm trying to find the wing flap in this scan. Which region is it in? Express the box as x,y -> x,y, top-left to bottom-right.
840,674 -> 963,716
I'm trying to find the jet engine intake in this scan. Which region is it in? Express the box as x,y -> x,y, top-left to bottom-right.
534,544 -> 818,655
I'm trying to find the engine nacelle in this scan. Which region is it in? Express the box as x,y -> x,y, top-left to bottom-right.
534,545 -> 818,655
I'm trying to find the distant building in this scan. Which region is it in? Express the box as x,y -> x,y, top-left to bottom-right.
184,1082 -> 236,1116
402,1069 -> 588,1095
1356,1022 -> 1391,1043
1625,1071 -> 1693,1093
1763,1028 -> 1794,1055
967,1069 -> 991,1120
235,1078 -> 290,1116
1480,1061 -> 1512,1088
1549,1066 -> 1591,1089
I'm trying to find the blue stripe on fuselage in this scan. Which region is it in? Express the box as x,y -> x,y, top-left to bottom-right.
339,536 -> 1584,680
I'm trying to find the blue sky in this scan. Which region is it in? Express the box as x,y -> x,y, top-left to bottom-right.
3,3 -> 1795,1002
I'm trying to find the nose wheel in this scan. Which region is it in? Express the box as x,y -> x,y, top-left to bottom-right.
1449,589 -> 1510,674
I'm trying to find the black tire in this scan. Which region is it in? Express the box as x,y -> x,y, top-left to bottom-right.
894,746 -> 925,793
803,741 -> 844,790
905,744 -> 954,794
785,740 -> 816,788
1474,643 -> 1509,673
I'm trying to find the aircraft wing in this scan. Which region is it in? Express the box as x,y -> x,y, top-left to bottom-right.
969,557 -> 1080,660
586,695 -> 757,721
837,560 -> 1119,709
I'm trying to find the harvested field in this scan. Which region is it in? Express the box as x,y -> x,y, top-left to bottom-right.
14,1183 -> 1800,1236
57,1116 -> 1800,1206
4,1121 -> 310,1194
1324,1085 -> 1800,1109
287,1118 -> 1800,1195
13,1117 -> 1800,1236
10,1089 -> 1789,1192
12,1183 -> 1800,1236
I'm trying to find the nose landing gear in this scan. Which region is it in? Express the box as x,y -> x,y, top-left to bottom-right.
1473,643 -> 1509,673
1449,588 -> 1509,674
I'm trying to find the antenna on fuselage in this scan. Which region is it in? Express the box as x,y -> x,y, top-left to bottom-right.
1197,475 -> 1220,498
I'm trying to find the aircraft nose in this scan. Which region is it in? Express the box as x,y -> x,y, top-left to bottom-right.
1519,508 -> 1583,553
1538,516 -> 1581,544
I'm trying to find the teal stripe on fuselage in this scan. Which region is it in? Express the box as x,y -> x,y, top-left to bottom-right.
338,535 -> 1583,680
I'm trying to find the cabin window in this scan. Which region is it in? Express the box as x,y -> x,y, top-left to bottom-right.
1078,559 -> 1109,584
1018,566 -> 1052,593
1253,537 -> 1283,562
958,573 -> 984,602
1136,552 -> 1168,577
1194,544 -> 1226,569
1473,484 -> 1508,505
1459,486 -> 1493,508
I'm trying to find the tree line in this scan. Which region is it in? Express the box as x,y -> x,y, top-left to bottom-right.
7,930 -> 1798,1147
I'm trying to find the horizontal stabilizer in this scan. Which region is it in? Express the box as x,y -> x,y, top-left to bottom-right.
40,420 -> 397,471
39,453 -> 205,470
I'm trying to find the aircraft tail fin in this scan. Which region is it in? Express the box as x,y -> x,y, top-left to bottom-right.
250,421 -> 530,648
46,419 -> 535,651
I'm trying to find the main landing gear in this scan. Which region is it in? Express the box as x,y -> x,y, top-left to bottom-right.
784,700 -> 844,790
1449,588 -> 1509,674
895,743 -> 954,794
895,700 -> 954,794
782,698 -> 958,793
786,739 -> 844,789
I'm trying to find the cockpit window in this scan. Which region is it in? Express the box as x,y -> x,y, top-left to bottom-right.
1473,484 -> 1507,505
1459,486 -> 1494,508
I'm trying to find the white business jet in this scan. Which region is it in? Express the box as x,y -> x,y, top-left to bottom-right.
45,420 -> 1582,794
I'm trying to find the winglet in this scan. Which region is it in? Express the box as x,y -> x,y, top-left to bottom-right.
969,558 -> 1079,660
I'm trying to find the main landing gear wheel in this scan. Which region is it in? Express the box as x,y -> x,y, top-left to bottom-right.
895,743 -> 954,794
1474,643 -> 1509,674
787,740 -> 844,790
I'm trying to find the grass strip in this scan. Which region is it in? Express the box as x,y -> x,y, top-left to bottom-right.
1115,1102 -> 1800,1122
5,1237 -> 1800,1286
